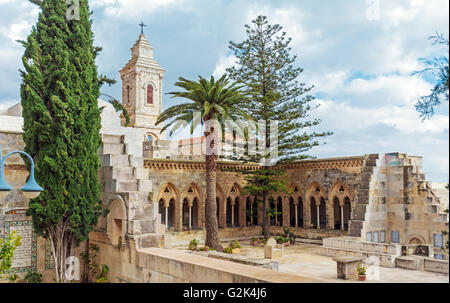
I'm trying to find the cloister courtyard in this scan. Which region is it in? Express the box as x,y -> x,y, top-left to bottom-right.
174,238 -> 449,283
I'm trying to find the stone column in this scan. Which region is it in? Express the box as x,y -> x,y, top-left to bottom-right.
340,205 -> 345,231
295,204 -> 298,228
165,206 -> 169,230
189,205 -> 192,230
275,204 -> 278,226
316,204 -> 320,229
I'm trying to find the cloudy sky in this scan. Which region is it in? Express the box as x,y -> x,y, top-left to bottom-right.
0,0 -> 448,181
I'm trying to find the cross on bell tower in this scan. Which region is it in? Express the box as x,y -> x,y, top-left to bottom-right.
119,28 -> 165,137
139,21 -> 147,35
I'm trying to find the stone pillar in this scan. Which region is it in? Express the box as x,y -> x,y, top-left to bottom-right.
341,205 -> 345,231
295,204 -> 298,228
189,206 -> 192,230
316,205 -> 320,229
165,206 -> 169,230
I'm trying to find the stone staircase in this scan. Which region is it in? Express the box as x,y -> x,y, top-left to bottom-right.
100,134 -> 161,249
399,153 -> 447,220
348,153 -> 448,237
348,154 -> 379,237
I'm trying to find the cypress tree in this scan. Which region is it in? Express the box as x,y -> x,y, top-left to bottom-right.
19,0 -> 106,282
227,16 -> 332,238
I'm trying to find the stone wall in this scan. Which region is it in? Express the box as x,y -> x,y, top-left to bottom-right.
89,231 -> 323,283
0,130 -> 58,282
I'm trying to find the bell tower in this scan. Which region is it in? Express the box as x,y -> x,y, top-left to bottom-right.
120,28 -> 165,139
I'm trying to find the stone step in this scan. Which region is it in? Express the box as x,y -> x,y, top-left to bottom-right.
102,134 -> 123,144
101,154 -> 130,167
101,143 -> 125,155
113,167 -> 135,180
116,180 -> 138,192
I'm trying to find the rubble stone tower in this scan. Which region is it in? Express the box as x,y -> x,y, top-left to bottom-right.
119,33 -> 165,140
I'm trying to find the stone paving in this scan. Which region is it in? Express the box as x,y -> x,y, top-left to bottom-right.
177,240 -> 449,283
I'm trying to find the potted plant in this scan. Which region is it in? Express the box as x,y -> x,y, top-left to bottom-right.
357,262 -> 366,281
230,240 -> 241,254
250,238 -> 258,246
188,239 -> 200,251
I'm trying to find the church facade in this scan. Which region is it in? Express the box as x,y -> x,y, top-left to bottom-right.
0,33 -> 448,282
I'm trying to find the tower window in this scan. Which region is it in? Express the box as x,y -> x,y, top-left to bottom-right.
147,84 -> 154,105
126,85 -> 130,104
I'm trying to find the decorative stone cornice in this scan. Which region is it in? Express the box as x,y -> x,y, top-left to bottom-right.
144,156 -> 365,172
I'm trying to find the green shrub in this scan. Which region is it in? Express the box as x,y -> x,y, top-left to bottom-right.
357,262 -> 366,275
251,237 -> 258,242
277,236 -> 289,243
229,240 -> 241,249
24,271 -> 43,283
188,239 -> 200,250
223,247 -> 233,254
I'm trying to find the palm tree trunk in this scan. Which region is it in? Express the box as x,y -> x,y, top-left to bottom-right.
204,122 -> 223,251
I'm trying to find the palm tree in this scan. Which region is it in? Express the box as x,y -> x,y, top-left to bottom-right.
156,75 -> 249,250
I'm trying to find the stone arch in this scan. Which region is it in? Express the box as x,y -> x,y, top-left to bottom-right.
157,183 -> 179,230
407,235 -> 425,245
328,181 -> 353,202
157,183 -> 179,206
306,182 -> 326,229
181,183 -> 202,230
107,195 -> 127,246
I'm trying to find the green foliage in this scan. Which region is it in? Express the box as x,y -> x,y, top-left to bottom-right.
357,262 -> 366,276
223,247 -> 233,254
8,273 -> 19,283
414,32 -> 449,120
19,0 -> 108,281
96,264 -> 109,283
229,240 -> 241,249
189,239 -> 200,250
243,169 -> 291,198
156,75 -> 250,136
227,15 -> 332,164
277,236 -> 289,244
80,244 -> 108,283
0,231 -> 21,277
24,270 -> 43,283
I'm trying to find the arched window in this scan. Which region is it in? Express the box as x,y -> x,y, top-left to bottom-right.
147,84 -> 154,105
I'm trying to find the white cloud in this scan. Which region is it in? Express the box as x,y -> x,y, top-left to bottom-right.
91,0 -> 183,17
212,55 -> 237,78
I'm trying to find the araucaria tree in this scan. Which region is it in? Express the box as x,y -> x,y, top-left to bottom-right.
156,75 -> 248,250
227,16 -> 332,238
414,33 -> 449,120
20,0 -> 107,282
